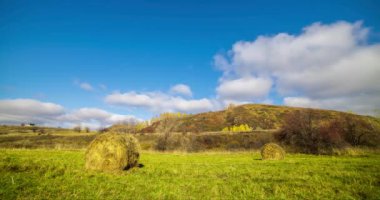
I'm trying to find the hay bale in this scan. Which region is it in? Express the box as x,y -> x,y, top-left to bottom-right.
85,133 -> 140,171
260,143 -> 285,160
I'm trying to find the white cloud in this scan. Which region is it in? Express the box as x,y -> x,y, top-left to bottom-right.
216,77 -> 272,101
79,82 -> 94,91
170,84 -> 193,97
0,99 -> 140,129
284,94 -> 380,116
58,108 -> 141,129
283,97 -> 315,108
0,99 -> 64,124
105,91 -> 217,113
74,80 -> 95,92
214,21 -> 380,115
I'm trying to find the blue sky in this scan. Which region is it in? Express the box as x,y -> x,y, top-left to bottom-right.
1,0 -> 380,128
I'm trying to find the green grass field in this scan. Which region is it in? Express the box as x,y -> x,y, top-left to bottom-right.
1,149 -> 379,199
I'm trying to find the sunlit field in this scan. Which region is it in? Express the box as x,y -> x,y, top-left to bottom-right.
2,1 -> 380,200
1,149 -> 379,199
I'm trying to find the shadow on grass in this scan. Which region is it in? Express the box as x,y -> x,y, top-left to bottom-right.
137,163 -> 144,168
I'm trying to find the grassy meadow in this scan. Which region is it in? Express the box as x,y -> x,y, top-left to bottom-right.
1,149 -> 379,199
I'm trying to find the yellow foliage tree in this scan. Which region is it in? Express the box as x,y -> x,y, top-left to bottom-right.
221,124 -> 252,132
222,127 -> 229,132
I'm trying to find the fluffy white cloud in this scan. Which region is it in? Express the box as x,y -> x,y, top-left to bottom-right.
105,91 -> 217,113
214,21 -> 380,114
216,77 -> 272,101
0,99 -> 140,129
0,99 -> 64,124
58,108 -> 141,129
170,84 -> 193,97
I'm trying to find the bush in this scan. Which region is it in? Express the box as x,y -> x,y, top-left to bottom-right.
154,131 -> 275,152
97,127 -> 108,133
73,126 -> 81,133
37,129 -> 46,135
341,116 -> 380,147
275,110 -> 348,154
275,110 -> 380,154
260,143 -> 285,160
275,110 -> 321,154
85,133 -> 140,172
84,127 -> 90,133
155,132 -> 191,151
155,132 -> 170,151
221,124 -> 253,132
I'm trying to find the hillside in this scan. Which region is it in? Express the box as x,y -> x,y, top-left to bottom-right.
142,104 -> 380,133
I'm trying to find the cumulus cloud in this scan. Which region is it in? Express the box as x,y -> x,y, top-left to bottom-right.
170,84 -> 193,97
284,94 -> 380,115
214,21 -> 380,114
216,77 -> 272,101
105,91 -> 217,113
58,108 -> 141,129
0,99 -> 64,124
0,99 -> 140,129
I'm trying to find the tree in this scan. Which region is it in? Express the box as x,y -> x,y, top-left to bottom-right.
221,124 -> 253,133
84,127 -> 90,133
31,126 -> 38,133
222,127 -> 229,132
275,109 -> 321,154
73,126 -> 81,133
341,115 -> 376,146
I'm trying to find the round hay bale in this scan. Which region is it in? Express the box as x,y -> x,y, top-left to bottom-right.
85,133 -> 140,171
260,143 -> 285,160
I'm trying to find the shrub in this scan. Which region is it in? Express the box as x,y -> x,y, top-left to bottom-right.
31,126 -> 38,133
276,110 -> 380,154
260,143 -> 285,160
275,110 -> 321,154
37,129 -> 46,135
97,127 -> 108,133
221,124 -> 253,132
155,132 -> 171,151
154,131 -> 276,152
341,116 -> 379,147
85,133 -> 140,172
84,127 -> 90,133
155,132 -> 191,151
73,126 -> 81,133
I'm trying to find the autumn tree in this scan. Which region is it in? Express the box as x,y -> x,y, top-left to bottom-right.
73,126 -> 81,133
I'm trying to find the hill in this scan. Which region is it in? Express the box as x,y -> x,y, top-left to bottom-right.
142,104 -> 380,133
